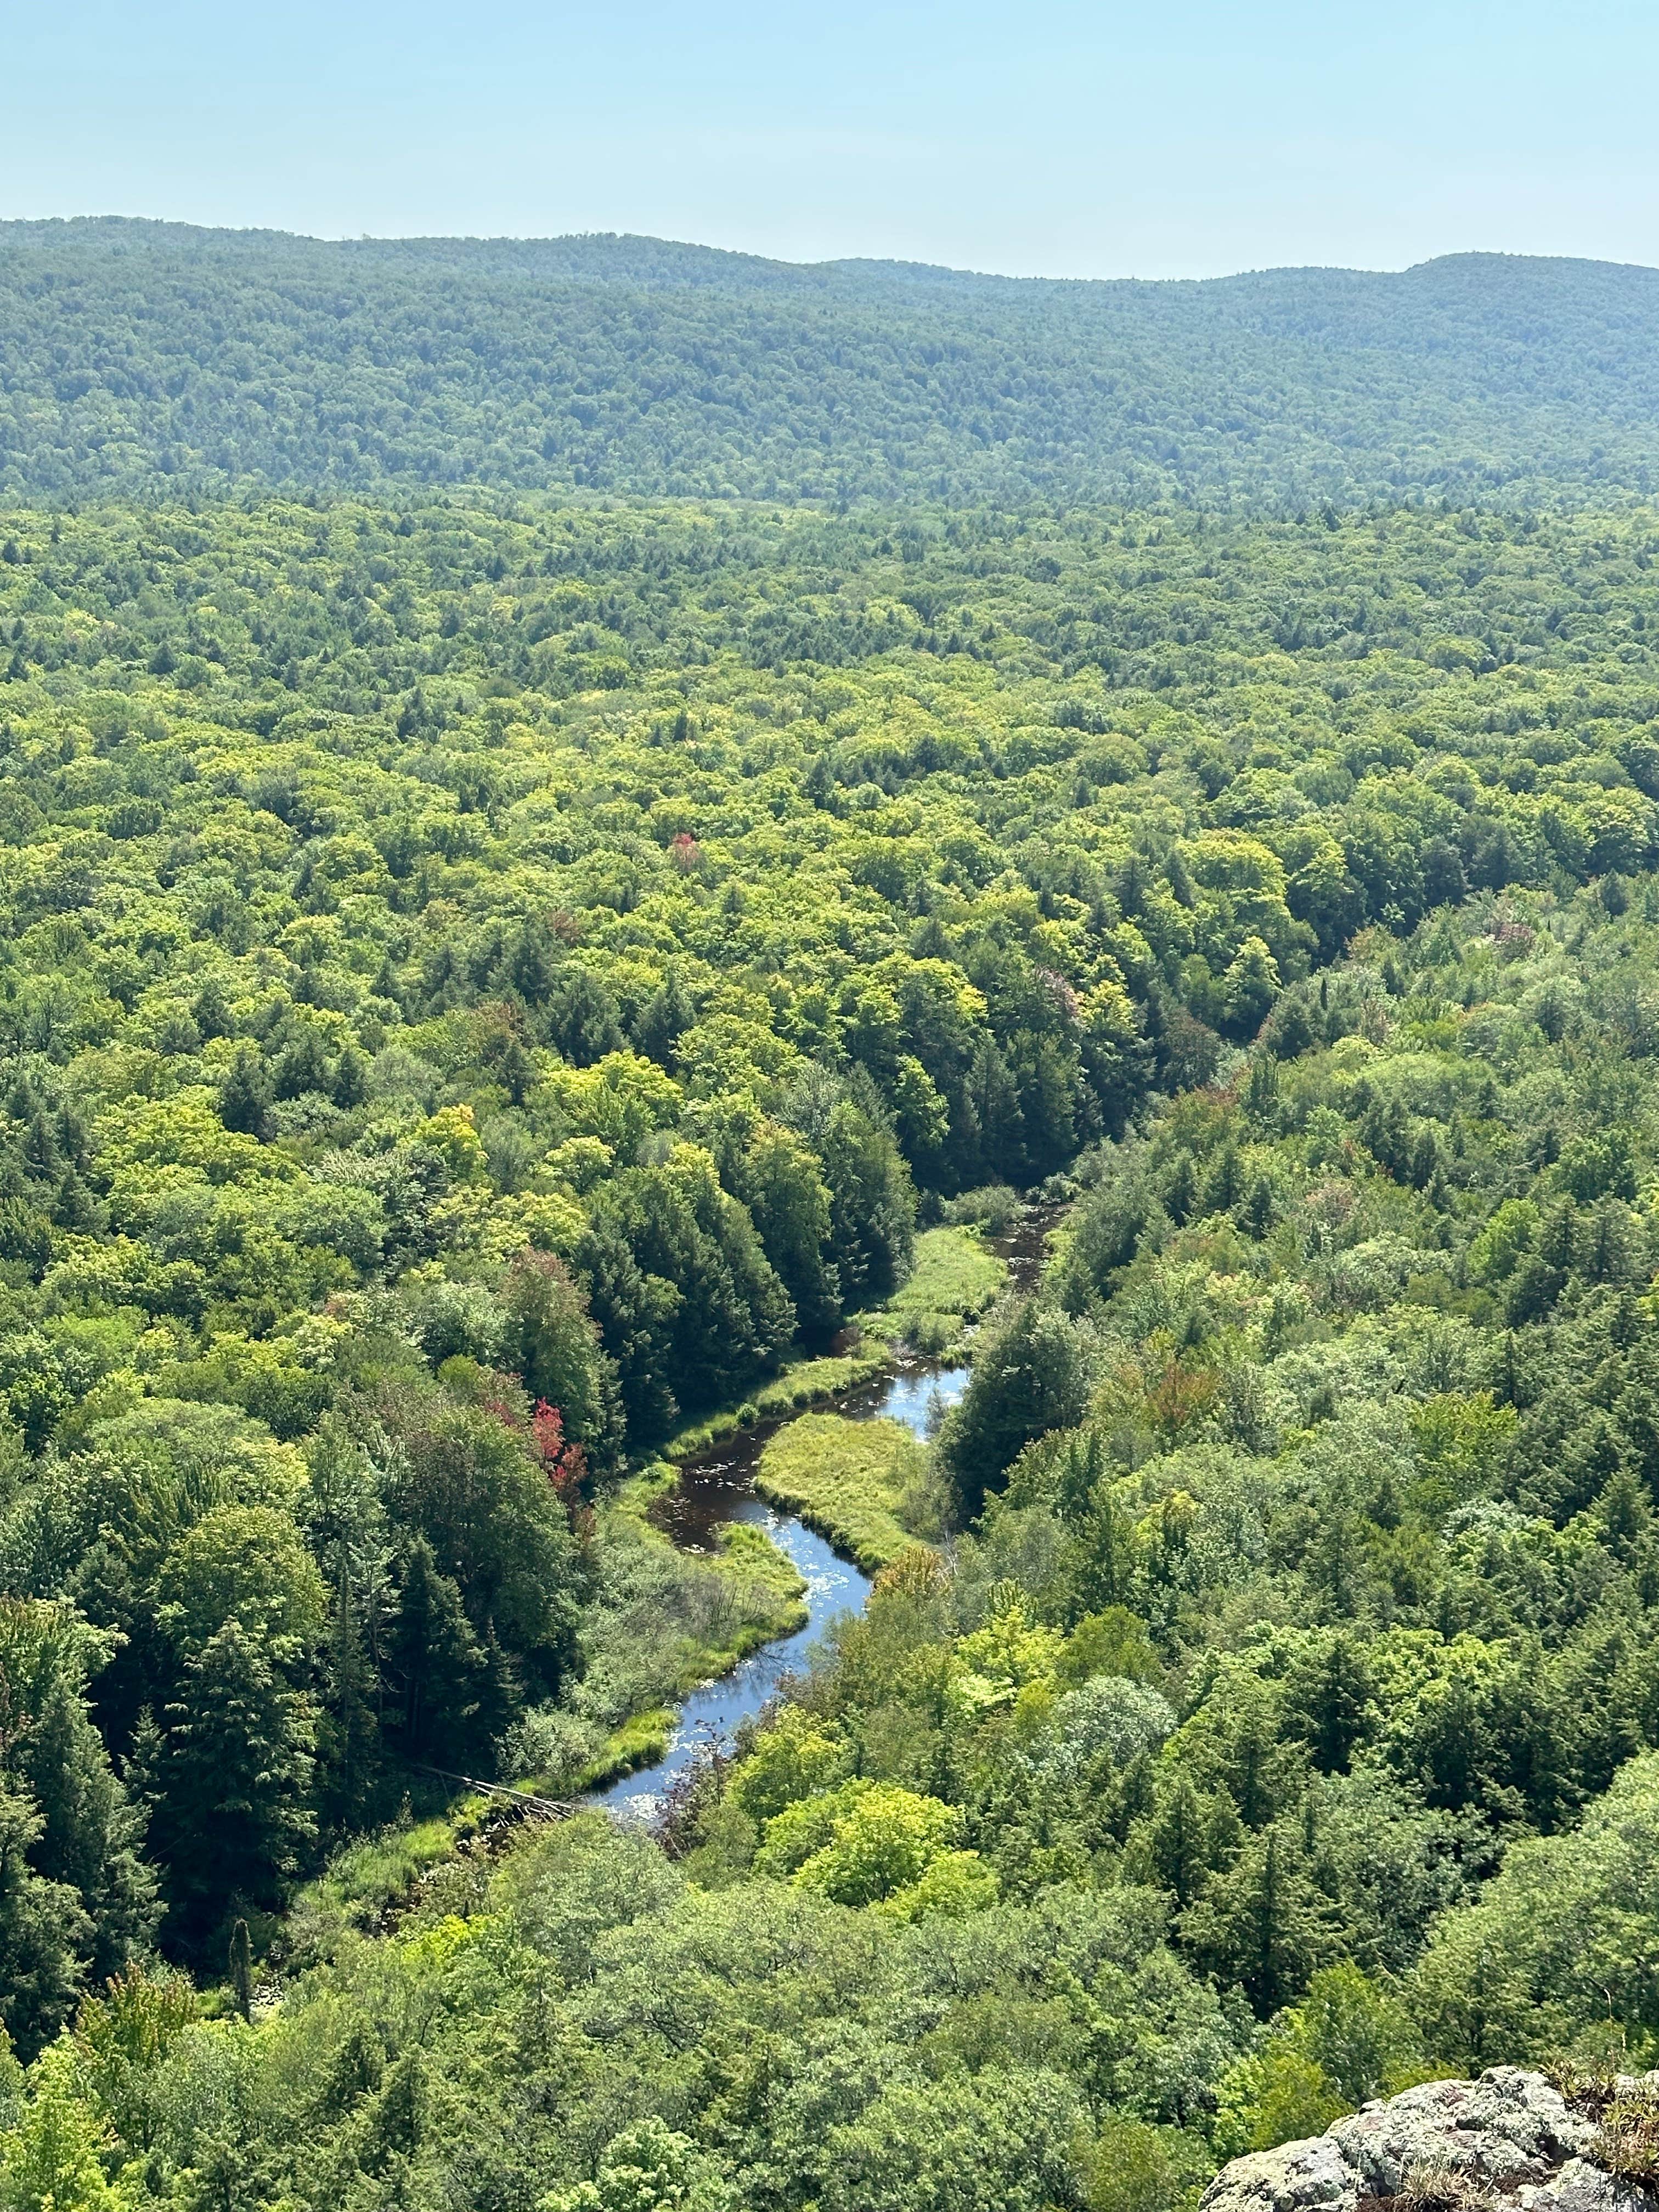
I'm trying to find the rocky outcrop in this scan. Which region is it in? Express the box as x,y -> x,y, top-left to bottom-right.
1200,2071 -> 1654,2212
1330,2070 -> 1599,2198
1197,2132 -> 1363,2212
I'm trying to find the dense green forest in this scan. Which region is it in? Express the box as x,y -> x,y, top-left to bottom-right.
6,222 -> 1659,506
7,484 -> 1659,2207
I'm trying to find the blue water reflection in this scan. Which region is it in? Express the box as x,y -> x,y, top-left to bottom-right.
876,1363 -> 968,1437
591,1505 -> 864,1820
589,1361 -> 969,1821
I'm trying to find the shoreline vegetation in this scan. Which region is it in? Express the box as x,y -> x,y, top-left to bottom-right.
282,1224 -> 1017,1946
658,1223 -> 1009,1460
753,1412 -> 936,1572
276,1229 -> 1016,1965
650,1220 -> 1010,1602
281,1501 -> 813,1966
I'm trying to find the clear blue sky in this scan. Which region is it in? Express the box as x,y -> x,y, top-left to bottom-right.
6,0 -> 1658,279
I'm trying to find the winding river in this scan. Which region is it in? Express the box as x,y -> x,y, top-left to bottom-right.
592,1209 -> 1052,1821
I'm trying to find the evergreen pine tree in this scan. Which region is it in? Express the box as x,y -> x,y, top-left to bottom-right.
155,1618 -> 317,1945
386,1538 -> 487,1768
14,1664 -> 159,1982
218,1047 -> 274,1141
0,1780 -> 89,2059
1148,1775 -> 1210,1909
1286,1637 -> 1375,1775
228,1918 -> 253,2022
1179,1825 -> 1341,2017
318,1565 -> 383,1835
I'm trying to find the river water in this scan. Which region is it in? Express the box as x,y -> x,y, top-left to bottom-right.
591,1208 -> 1052,1821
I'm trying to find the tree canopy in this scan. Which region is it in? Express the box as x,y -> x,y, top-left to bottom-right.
2,472 -> 1659,2204
4,223 -> 1659,506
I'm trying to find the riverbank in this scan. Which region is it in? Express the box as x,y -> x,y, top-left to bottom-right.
658,1224 -> 1007,1463
603,1467 -> 810,1694
590,1500 -> 872,1820
280,1205 -> 1056,1956
599,1205 -> 1057,1792
753,1412 -> 939,1572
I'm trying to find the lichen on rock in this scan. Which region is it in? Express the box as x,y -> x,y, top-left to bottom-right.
1201,2071 -> 1656,2212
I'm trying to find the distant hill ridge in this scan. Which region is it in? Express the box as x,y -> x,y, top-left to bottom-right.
2,217 -> 1657,506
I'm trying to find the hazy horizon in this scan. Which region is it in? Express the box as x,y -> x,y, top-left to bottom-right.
8,1 -> 1658,282
7,215 -> 1657,289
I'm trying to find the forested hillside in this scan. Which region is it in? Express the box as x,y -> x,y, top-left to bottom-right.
2,488 -> 1659,2205
5,221 -> 1659,505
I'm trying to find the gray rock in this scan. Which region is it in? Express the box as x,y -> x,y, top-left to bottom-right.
1203,2072 -> 1610,2212
1198,2134 -> 1362,2212
1519,2157 -> 1652,2212
1330,2069 -> 1599,2198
